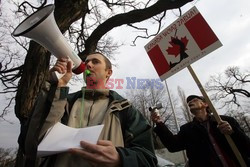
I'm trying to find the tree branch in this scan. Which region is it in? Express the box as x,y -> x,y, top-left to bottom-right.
81,0 -> 193,56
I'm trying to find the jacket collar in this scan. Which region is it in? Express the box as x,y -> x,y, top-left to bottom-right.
83,88 -> 109,100
191,114 -> 218,128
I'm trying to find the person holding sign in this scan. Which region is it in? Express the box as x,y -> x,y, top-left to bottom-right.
21,52 -> 157,167
151,95 -> 250,167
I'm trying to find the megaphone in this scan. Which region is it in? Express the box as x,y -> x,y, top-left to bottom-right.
12,4 -> 85,77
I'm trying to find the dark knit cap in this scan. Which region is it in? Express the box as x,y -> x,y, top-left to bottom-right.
186,95 -> 205,103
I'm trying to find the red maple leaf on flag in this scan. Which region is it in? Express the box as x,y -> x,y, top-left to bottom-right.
166,36 -> 189,57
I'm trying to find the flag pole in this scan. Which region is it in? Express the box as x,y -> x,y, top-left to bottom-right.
164,80 -> 188,163
187,65 -> 247,167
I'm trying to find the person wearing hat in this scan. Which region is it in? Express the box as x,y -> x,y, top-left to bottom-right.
151,95 -> 250,167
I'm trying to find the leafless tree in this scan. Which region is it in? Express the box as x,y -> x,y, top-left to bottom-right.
0,148 -> 17,167
177,86 -> 192,122
225,109 -> 250,137
0,1 -> 26,119
125,82 -> 185,149
126,84 -> 171,124
205,66 -> 250,109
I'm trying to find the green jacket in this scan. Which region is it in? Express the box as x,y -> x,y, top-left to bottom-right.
20,82 -> 157,167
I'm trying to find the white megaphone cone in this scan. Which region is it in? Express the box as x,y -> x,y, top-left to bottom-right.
12,4 -> 85,79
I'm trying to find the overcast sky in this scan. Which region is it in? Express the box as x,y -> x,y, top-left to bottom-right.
1,0 -> 250,149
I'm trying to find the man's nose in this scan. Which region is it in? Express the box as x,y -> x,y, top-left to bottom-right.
187,100 -> 193,105
86,61 -> 93,69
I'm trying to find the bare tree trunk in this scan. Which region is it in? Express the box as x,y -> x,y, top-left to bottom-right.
15,42 -> 50,120
244,117 -> 250,133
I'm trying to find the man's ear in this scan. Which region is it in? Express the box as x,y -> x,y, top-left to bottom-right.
203,102 -> 209,108
106,69 -> 113,79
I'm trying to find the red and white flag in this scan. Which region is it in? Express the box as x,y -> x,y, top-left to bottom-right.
145,6 -> 222,81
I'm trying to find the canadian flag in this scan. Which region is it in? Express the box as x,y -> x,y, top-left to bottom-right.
145,6 -> 222,80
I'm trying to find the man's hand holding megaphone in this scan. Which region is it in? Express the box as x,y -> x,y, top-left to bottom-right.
50,58 -> 73,87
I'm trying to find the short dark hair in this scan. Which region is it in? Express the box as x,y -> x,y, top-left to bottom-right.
89,52 -> 112,70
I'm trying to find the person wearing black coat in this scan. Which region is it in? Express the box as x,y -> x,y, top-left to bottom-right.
151,95 -> 250,167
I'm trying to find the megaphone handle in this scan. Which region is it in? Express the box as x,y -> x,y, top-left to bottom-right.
51,71 -> 65,82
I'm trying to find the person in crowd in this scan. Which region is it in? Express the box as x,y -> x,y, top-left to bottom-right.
151,95 -> 250,167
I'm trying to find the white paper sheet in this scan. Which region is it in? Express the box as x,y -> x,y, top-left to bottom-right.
37,122 -> 104,157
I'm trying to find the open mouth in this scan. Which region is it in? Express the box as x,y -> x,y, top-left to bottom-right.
188,103 -> 194,107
